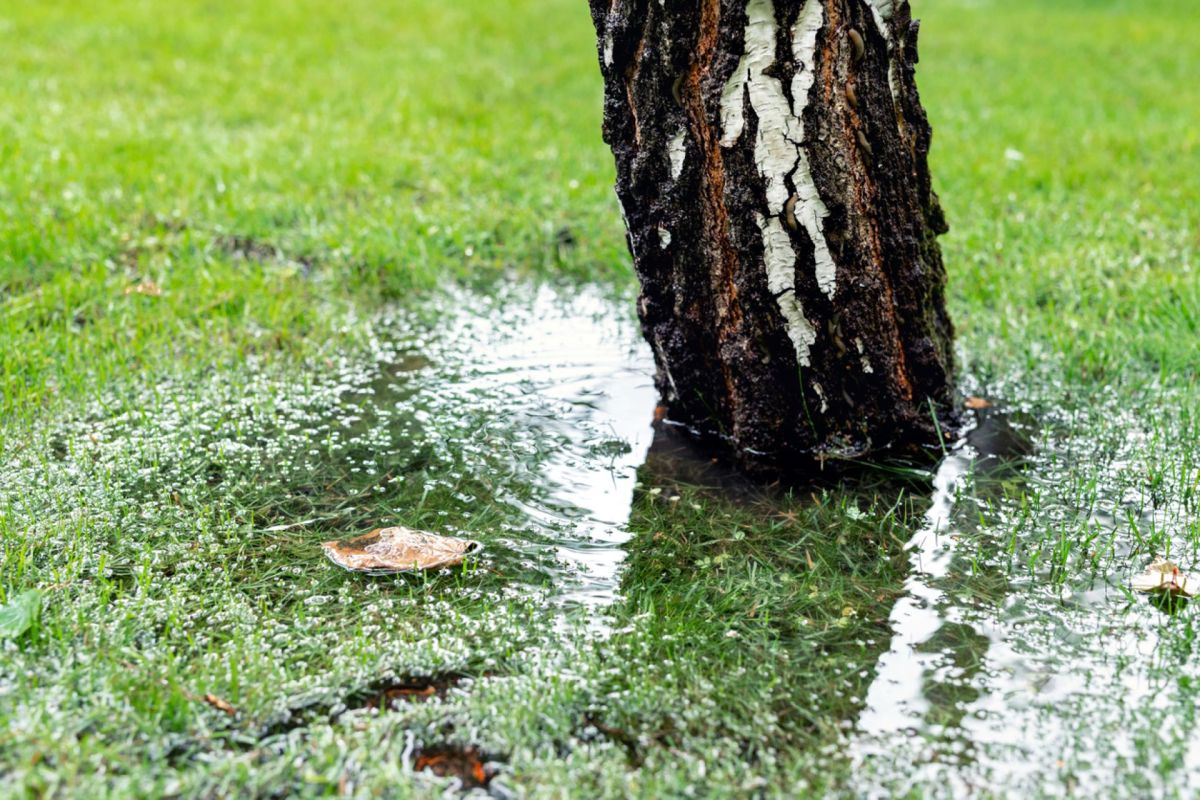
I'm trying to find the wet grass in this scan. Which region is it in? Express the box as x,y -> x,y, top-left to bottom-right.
0,286 -> 919,797
1,0 -> 1199,796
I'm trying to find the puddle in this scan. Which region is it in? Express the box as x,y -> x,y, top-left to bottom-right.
80,280 -> 660,614
850,442 -> 976,743
851,411 -> 1032,741
847,403 -> 1200,797
356,282 -> 659,612
640,418 -> 760,495
10,273 -> 1200,795
443,284 -> 658,608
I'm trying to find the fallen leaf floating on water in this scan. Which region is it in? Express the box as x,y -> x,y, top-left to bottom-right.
1130,558 -> 1200,598
322,527 -> 481,574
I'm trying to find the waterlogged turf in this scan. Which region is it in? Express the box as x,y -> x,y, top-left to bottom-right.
0,283 -> 917,796
1,0 -> 1199,797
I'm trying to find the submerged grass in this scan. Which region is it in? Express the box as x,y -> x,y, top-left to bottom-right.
1,0 -> 1198,796
0,285 -> 920,797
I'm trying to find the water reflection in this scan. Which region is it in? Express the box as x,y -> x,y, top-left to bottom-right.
483,292 -> 658,608
853,444 -> 977,744
370,286 -> 1199,795
845,403 -> 1200,797
854,412 -> 1036,745
846,410 -> 1044,795
640,419 -> 762,495
425,283 -> 658,609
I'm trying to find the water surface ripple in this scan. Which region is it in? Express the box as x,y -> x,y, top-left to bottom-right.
848,407 -> 1199,798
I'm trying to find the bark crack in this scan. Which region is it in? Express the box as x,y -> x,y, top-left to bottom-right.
718,0 -> 838,357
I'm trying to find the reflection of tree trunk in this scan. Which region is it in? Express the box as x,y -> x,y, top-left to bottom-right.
853,406 -> 1034,755
590,0 -> 957,475
966,409 -> 1036,482
640,417 -> 756,492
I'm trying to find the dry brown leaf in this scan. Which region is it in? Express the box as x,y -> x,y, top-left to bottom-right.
203,693 -> 237,716
322,527 -> 481,574
1131,558 -> 1200,598
965,396 -> 992,410
123,281 -> 162,297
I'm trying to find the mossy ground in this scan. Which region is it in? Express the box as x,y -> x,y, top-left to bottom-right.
1,0 -> 1198,797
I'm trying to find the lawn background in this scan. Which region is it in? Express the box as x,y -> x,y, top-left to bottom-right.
1,0 -> 1198,797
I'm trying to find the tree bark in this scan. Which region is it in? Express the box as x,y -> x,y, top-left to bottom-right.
590,0 -> 957,476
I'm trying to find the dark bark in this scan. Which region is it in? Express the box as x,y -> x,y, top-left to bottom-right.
590,0 -> 957,476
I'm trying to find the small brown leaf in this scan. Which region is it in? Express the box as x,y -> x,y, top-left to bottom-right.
203,693 -> 237,716
965,396 -> 992,410
322,527 -> 481,574
123,280 -> 162,297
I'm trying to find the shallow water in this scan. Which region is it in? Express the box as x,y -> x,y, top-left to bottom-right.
847,405 -> 1200,798
458,295 -> 1200,796
225,287 -> 1200,793
429,283 -> 659,608
415,290 -> 1200,796
5,280 -> 1199,796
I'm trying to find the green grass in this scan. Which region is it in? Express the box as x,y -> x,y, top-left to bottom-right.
1,0 -> 1199,797
0,0 -> 623,426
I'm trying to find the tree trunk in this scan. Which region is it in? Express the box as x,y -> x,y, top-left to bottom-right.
590,0 -> 957,476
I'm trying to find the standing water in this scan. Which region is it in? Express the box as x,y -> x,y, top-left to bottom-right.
439,283 -> 659,609
395,290 -> 1200,796
846,405 -> 1200,797
357,282 -> 663,617
10,279 -> 1198,796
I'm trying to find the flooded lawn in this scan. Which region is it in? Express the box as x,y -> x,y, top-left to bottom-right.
0,0 -> 1195,793
851,397 -> 1200,797
1,280 -> 1198,797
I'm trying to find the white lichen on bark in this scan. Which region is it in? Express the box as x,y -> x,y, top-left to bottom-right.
865,0 -> 901,108
865,0 -> 894,35
657,226 -> 672,249
790,0 -> 836,299
756,213 -> 816,364
719,0 -> 837,369
668,127 -> 688,180
855,336 -> 873,373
